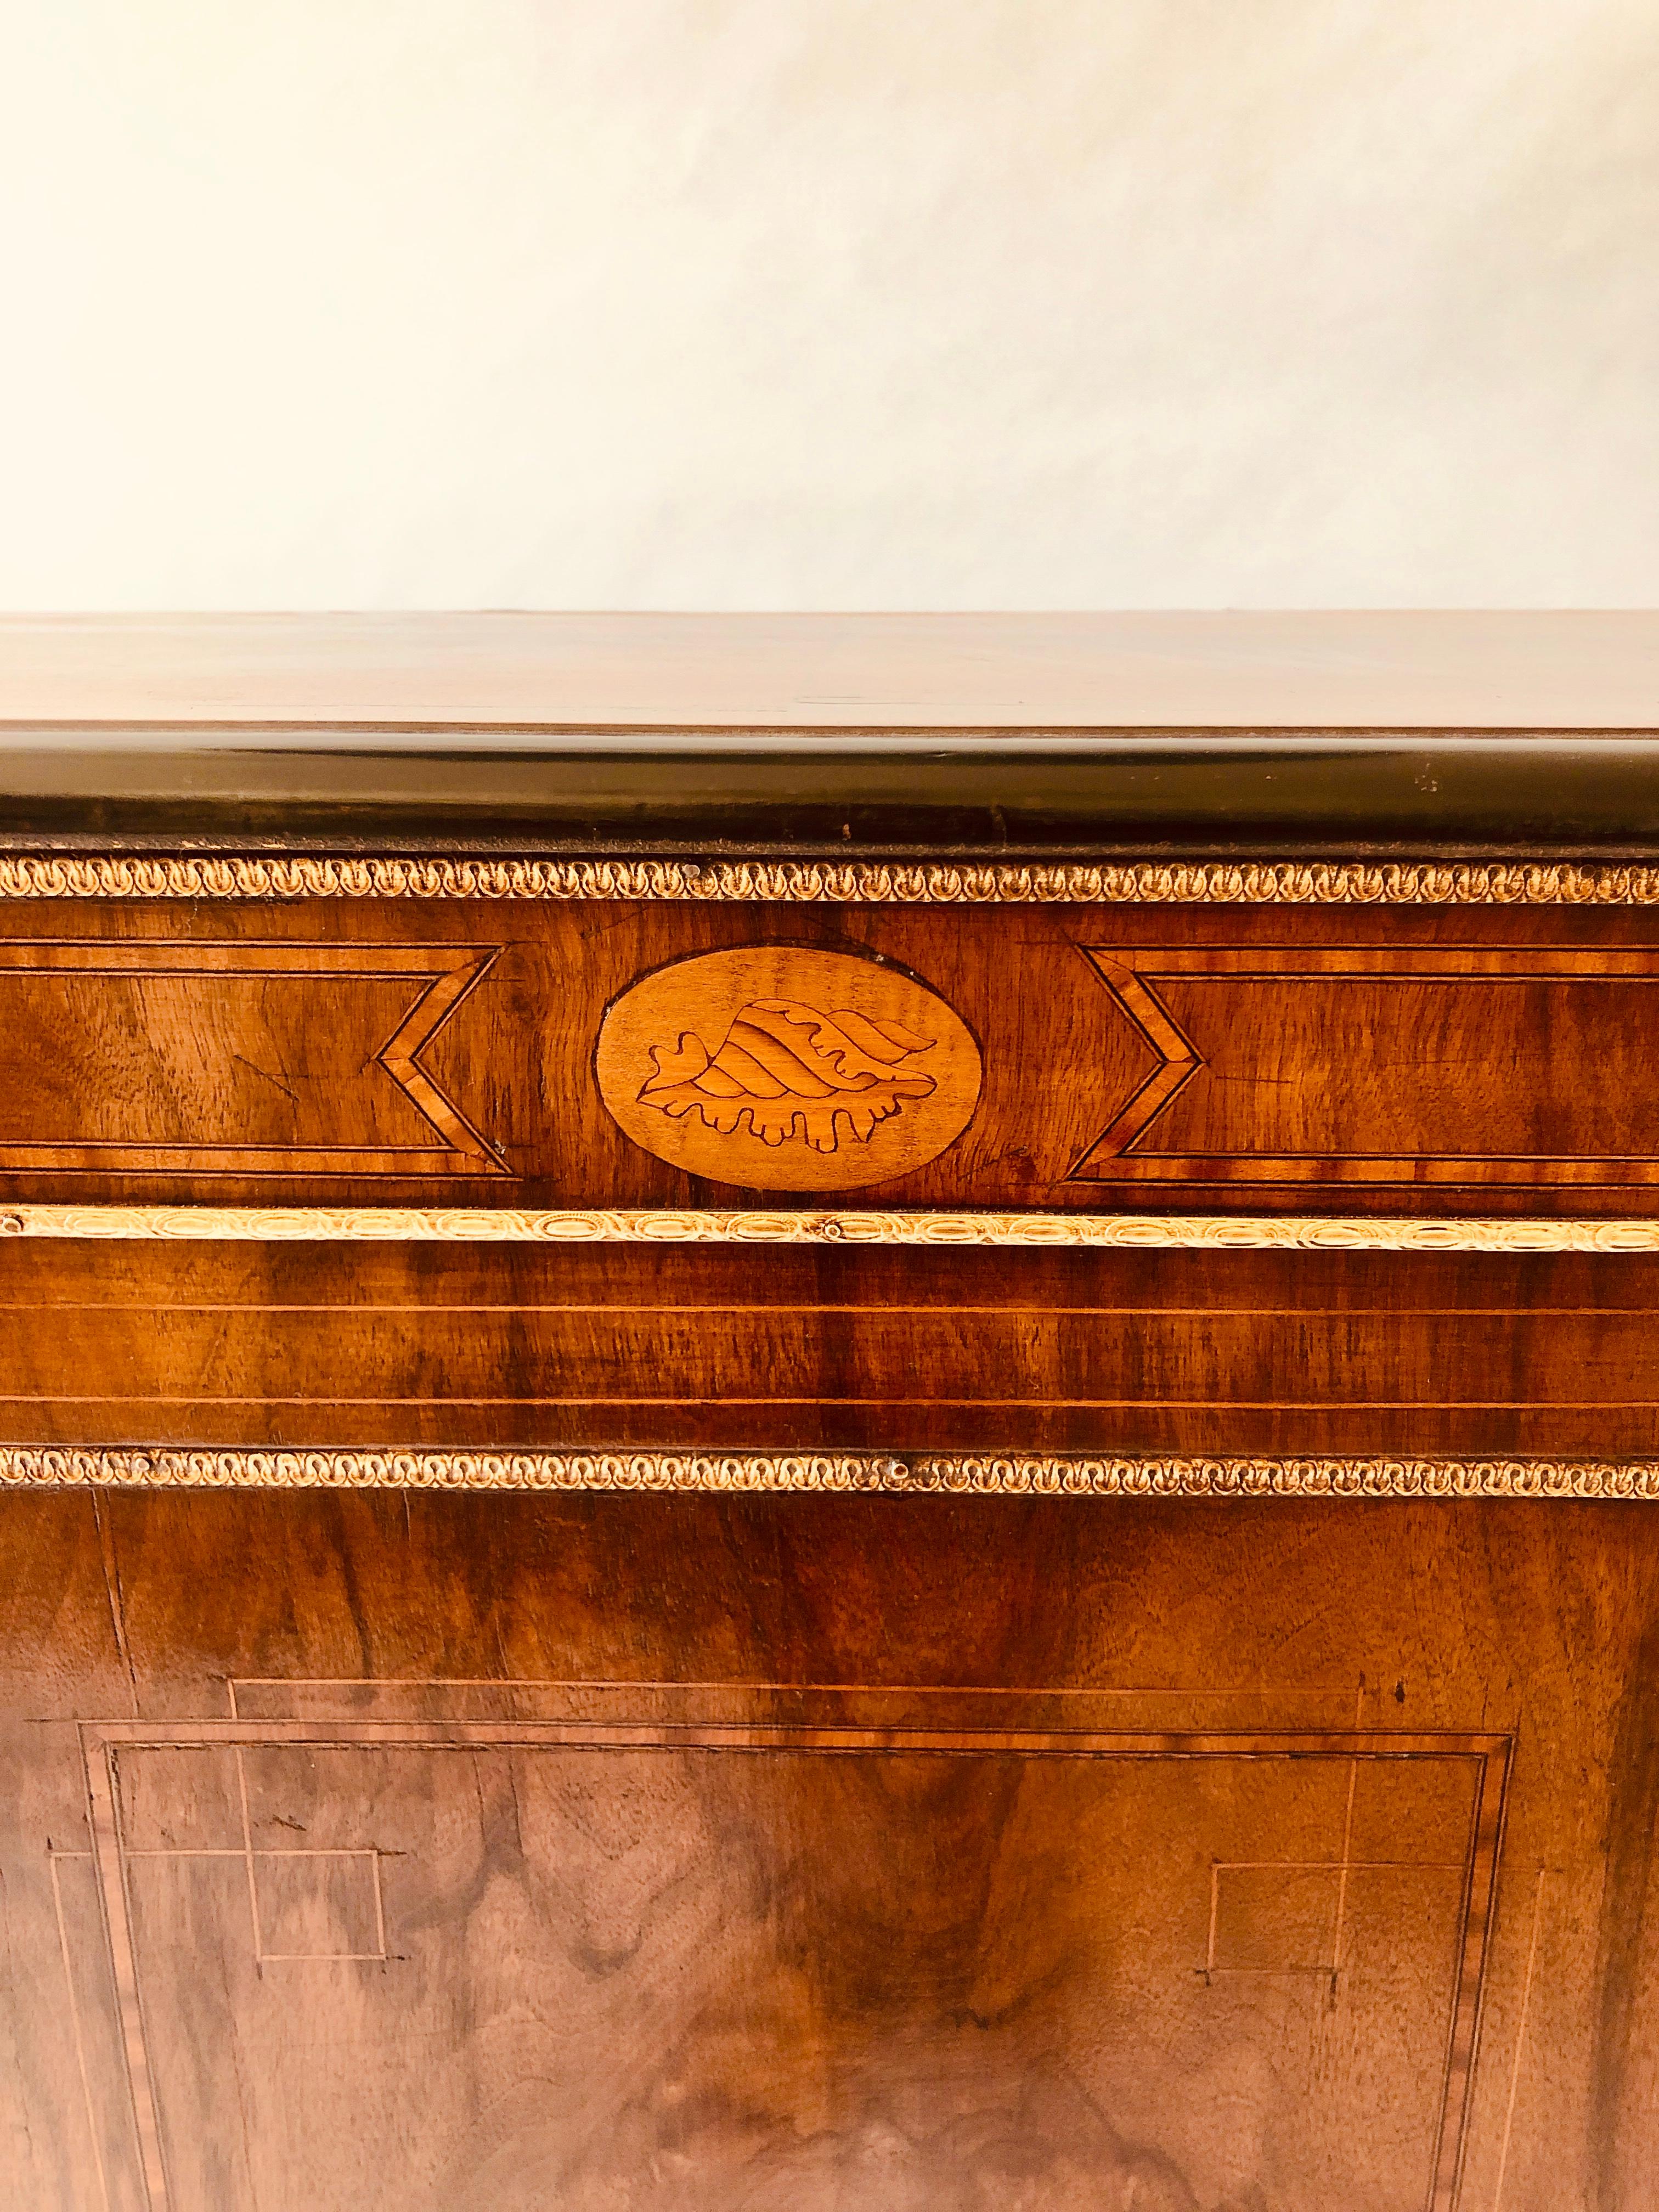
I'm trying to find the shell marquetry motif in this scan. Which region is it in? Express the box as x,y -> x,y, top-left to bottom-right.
637,1000 -> 937,1153
595,947 -> 983,1192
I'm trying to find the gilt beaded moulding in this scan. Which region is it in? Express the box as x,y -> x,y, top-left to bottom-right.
2,1448 -> 1656,1498
7,1206 -> 1659,1251
7,854 -> 1659,902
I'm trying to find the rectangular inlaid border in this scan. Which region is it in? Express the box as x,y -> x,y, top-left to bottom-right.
1076,946 -> 1659,1187
77,1716 -> 1511,2212
0,943 -> 504,1175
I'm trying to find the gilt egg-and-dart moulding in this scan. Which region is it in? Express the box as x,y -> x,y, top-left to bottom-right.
596,946 -> 983,1190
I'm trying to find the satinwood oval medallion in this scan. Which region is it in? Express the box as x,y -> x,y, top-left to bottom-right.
595,946 -> 983,1190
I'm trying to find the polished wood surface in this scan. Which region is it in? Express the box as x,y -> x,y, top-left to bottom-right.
4,611 -> 1658,727
2,1488 -> 1654,2211
3,899 -> 1659,1214
7,612 -> 1659,857
2,1239 -> 1658,1455
5,616 -> 1659,2208
12,743 -> 1659,857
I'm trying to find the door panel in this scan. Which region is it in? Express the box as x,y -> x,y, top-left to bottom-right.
0,1491 -> 1651,2211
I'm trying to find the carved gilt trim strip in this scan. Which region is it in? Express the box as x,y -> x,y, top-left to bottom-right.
2,1447 -> 1654,1498
6,855 -> 1659,904
6,1205 -> 1659,1252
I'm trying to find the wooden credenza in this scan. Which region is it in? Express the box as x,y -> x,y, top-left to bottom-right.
3,614 -> 1658,2210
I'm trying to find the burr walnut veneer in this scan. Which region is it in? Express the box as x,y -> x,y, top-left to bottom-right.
3,615 -> 1659,2211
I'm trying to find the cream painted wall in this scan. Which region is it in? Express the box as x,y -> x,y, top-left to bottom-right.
2,2 -> 1655,610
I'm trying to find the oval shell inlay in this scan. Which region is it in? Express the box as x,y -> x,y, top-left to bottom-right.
595,947 -> 983,1190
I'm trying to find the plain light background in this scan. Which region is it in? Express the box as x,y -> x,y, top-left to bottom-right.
2,2 -> 1655,610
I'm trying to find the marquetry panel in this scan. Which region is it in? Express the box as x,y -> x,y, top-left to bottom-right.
594,943 -> 983,1189
72,1713 -> 1504,2211
0,941 -> 503,1176
2,904 -> 1659,1215
1076,944 -> 1659,1188
4,1238 -> 1658,1455
2,1489 -> 1654,2211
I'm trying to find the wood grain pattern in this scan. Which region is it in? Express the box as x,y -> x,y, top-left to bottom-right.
1,1239 -> 1657,1456
7,619 -> 1659,2207
3,902 -> 1659,1213
0,941 -> 504,1176
1,1488 -> 1655,2210
1074,944 -> 1659,1187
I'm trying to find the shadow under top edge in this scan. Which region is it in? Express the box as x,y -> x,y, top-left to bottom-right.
2,731 -> 1659,856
